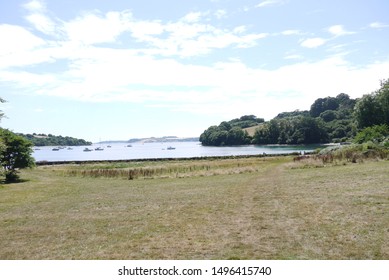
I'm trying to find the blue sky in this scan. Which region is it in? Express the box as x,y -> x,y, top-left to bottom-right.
1,0 -> 389,142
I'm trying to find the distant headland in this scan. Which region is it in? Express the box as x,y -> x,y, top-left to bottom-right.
99,136 -> 199,144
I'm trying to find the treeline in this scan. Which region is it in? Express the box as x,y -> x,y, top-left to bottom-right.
18,133 -> 92,146
200,115 -> 264,146
200,79 -> 389,146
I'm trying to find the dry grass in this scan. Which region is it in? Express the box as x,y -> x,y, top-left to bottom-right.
0,157 -> 388,259
243,124 -> 263,137
57,158 -> 272,180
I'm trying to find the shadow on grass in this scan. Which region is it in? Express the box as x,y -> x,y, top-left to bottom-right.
0,178 -> 30,185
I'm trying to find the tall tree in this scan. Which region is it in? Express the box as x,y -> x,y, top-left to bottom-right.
0,98 -> 35,182
0,129 -> 35,182
354,79 -> 389,128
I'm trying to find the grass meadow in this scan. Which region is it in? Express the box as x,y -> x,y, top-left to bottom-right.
0,156 -> 388,259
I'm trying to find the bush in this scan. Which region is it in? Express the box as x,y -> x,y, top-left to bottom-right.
354,124 -> 389,144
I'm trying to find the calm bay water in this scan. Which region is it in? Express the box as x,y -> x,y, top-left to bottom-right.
32,141 -> 323,162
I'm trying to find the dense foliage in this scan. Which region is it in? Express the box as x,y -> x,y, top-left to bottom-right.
253,116 -> 329,144
200,80 -> 389,146
354,124 -> 389,146
0,98 -> 35,182
0,129 -> 35,182
354,79 -> 389,128
200,115 -> 264,146
18,133 -> 92,146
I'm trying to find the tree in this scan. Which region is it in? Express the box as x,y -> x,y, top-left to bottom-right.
377,79 -> 389,125
310,97 -> 339,117
0,129 -> 35,182
354,94 -> 384,128
354,79 -> 389,128
0,98 -> 35,182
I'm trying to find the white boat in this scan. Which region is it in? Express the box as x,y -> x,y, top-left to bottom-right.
83,148 -> 93,152
167,146 -> 176,150
95,147 -> 104,151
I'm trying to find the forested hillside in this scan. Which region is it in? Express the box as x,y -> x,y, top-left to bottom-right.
18,133 -> 92,146
199,115 -> 264,146
200,79 -> 389,146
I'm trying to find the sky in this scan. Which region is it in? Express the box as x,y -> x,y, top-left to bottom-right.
1,0 -> 389,142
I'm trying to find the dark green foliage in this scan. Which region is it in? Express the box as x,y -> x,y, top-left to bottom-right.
253,116 -> 329,144
310,97 -> 339,117
228,115 -> 265,128
275,110 -> 309,119
320,110 -> 337,122
18,133 -> 92,146
354,124 -> 389,144
200,115 -> 262,146
354,79 -> 389,128
0,129 -> 35,182
354,94 -> 385,128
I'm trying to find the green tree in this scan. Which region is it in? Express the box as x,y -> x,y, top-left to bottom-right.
354,79 -> 389,128
310,97 -> 339,117
377,79 -> 389,125
354,94 -> 384,128
0,129 -> 35,182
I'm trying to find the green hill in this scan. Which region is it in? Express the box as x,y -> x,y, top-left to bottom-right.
18,133 -> 92,146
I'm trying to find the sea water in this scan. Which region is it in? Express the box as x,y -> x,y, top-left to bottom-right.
32,141 -> 323,162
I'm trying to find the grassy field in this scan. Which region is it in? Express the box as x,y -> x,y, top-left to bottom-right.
0,156 -> 388,259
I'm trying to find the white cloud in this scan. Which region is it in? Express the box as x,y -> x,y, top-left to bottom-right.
0,24 -> 45,55
22,0 -> 45,12
64,11 -> 133,45
2,2 -> 389,124
256,0 -> 286,8
281,29 -> 301,36
23,0 -> 58,35
328,25 -> 355,36
369,22 -> 389,29
0,24 -> 49,69
181,11 -> 205,23
284,54 -> 303,60
300,37 -> 327,48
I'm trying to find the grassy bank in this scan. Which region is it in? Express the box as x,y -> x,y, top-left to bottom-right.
0,156 -> 388,259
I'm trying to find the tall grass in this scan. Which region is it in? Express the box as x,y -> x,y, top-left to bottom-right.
317,143 -> 389,164
60,158 -> 272,180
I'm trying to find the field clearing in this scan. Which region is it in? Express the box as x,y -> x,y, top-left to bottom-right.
0,156 -> 388,259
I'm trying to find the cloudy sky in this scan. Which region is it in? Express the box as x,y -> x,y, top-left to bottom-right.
1,0 -> 388,142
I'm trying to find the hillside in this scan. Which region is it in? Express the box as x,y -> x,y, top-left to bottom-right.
18,133 -> 92,146
200,93 -> 357,146
199,115 -> 265,146
243,124 -> 263,137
